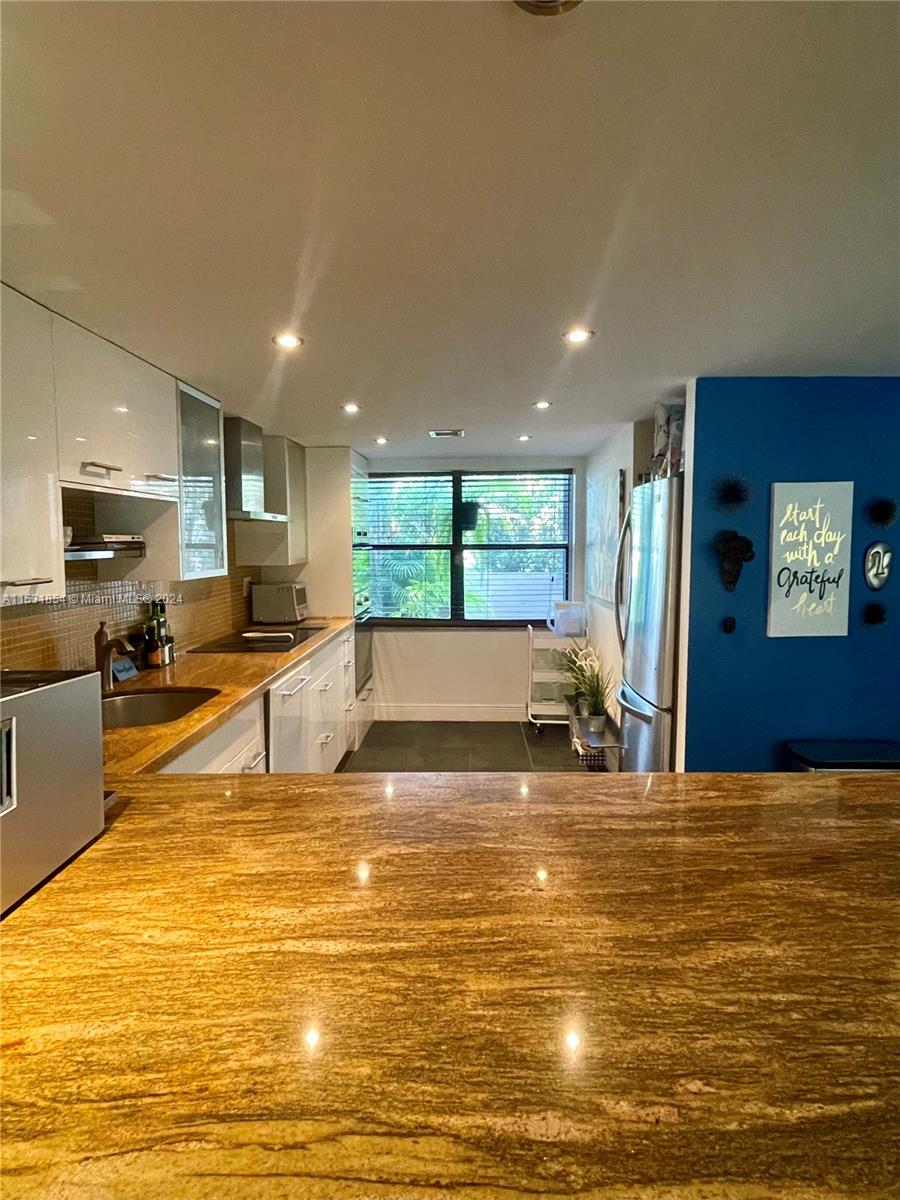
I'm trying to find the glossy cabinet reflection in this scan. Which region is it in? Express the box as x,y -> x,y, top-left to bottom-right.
53,315 -> 178,497
0,287 -> 65,601
177,383 -> 227,579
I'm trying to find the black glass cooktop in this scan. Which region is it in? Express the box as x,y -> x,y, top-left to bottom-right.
189,625 -> 327,654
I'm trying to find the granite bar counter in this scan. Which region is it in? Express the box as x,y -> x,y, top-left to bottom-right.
2,771 -> 899,1197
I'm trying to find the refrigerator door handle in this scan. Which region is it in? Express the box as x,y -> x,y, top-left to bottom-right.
614,504 -> 632,655
615,684 -> 653,724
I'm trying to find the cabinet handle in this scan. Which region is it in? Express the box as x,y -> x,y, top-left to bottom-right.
241,750 -> 266,772
279,675 -> 311,696
145,473 -> 178,482
343,660 -> 354,668
318,681 -> 334,692
83,460 -> 124,472
317,732 -> 335,745
1,578 -> 53,587
343,702 -> 356,712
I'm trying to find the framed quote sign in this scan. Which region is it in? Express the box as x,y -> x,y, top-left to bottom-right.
767,481 -> 854,637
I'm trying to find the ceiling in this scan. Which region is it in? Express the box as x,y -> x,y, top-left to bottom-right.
2,2 -> 897,460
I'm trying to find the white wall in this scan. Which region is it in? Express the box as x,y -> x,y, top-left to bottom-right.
373,628 -> 527,721
584,421 -> 653,724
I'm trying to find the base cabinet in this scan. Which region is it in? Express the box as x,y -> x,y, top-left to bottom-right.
268,630 -> 355,774
158,699 -> 266,774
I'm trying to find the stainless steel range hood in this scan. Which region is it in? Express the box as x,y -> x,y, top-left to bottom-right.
223,417 -> 288,522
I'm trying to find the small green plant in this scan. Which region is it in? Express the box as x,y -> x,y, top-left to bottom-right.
561,641 -> 613,716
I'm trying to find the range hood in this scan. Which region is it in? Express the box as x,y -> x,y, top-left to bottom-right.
223,417 -> 288,522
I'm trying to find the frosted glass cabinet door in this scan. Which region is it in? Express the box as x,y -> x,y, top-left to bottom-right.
53,314 -> 178,497
0,287 -> 65,601
177,383 -> 227,579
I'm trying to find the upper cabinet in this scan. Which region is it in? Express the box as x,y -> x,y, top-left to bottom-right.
52,315 -> 179,499
233,436 -> 308,567
177,383 -> 227,579
0,287 -> 65,600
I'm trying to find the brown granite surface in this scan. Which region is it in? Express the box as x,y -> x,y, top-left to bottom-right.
2,771 -> 899,1197
102,616 -> 353,774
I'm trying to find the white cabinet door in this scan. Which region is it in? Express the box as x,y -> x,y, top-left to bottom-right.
53,315 -> 178,497
158,699 -> 265,774
221,734 -> 267,775
308,661 -> 346,773
268,661 -> 314,773
0,287 -> 65,601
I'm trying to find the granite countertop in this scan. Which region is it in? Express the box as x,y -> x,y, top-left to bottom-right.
102,616 -> 354,775
2,770 -> 899,1197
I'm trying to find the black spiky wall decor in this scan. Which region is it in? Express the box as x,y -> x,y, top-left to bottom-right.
862,602 -> 888,627
865,497 -> 897,528
721,616 -> 736,634
713,477 -> 750,509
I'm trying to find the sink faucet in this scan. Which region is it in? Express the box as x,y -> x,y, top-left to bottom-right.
94,621 -> 134,693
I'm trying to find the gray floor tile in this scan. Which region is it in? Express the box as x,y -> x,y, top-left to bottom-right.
405,746 -> 471,772
362,722 -> 418,748
343,747 -> 410,772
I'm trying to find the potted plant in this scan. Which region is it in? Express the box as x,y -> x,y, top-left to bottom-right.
561,641 -> 613,733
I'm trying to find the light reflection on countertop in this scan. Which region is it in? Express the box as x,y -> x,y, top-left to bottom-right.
2,769 -> 898,1197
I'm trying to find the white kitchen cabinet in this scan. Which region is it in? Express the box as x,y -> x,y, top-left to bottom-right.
234,436 -> 307,567
308,660 -> 346,773
268,659 -> 314,772
0,286 -> 65,601
267,632 -> 354,774
53,314 -> 179,498
157,698 -> 265,774
177,383 -> 227,579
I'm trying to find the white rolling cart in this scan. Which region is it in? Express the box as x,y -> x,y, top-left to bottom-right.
526,624 -> 581,733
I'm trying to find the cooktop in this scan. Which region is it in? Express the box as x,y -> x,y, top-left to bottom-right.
189,624 -> 327,654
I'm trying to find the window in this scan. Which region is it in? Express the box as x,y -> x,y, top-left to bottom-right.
364,470 -> 572,622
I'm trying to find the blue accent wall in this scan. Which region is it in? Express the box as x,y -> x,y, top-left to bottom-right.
685,377 -> 900,771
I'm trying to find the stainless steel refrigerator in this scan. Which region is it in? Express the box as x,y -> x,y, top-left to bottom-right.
614,475 -> 683,772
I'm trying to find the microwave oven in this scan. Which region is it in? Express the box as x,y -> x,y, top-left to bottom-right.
250,583 -> 309,624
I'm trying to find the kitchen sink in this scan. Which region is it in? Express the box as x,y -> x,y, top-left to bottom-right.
102,687 -> 220,730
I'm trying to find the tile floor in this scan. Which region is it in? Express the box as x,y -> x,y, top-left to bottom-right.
341,721 -> 591,773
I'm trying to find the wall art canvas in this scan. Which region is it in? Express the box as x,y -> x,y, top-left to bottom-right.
586,468 -> 625,605
767,481 -> 853,637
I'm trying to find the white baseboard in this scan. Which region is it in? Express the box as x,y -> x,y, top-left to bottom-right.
373,703 -> 527,722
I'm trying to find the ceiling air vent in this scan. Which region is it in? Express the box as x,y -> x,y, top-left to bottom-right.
514,1 -> 583,15
428,429 -> 465,439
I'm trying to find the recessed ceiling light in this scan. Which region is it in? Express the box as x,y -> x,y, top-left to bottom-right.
342,402 -> 360,415
26,434 -> 38,441
519,434 -> 532,442
563,325 -> 594,345
375,436 -> 388,446
273,332 -> 303,349
533,400 -> 552,410
75,436 -> 87,443
113,405 -> 129,414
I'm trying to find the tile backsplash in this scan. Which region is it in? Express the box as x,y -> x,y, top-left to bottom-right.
0,491 -> 260,670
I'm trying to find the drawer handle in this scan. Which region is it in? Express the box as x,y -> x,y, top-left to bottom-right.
343,660 -> 354,668
242,750 -> 266,772
83,461 -> 124,472
280,675 -> 311,696
145,472 -> 178,482
317,732 -> 335,745
343,702 -> 355,712
1,577 -> 53,587
318,681 -> 334,692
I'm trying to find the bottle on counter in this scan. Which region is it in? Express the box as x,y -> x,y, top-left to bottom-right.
144,623 -> 162,668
